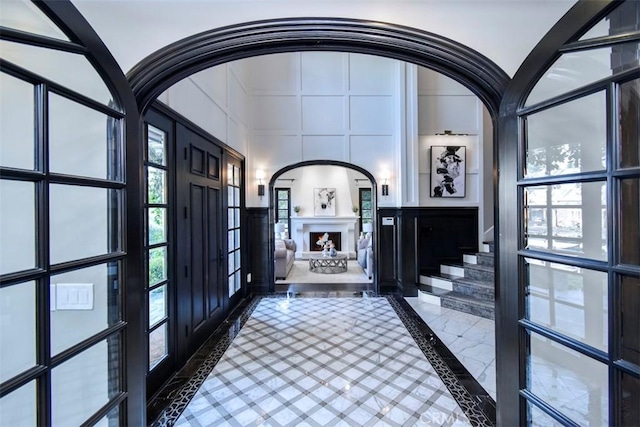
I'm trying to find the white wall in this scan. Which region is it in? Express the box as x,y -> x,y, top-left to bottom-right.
277,165 -> 369,217
247,52 -> 400,208
157,61 -> 251,156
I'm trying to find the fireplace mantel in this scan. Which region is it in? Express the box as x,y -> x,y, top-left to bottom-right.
290,216 -> 359,259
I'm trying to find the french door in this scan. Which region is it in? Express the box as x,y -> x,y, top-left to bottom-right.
498,1 -> 639,425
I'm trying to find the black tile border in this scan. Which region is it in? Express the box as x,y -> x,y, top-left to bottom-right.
389,294 -> 496,426
148,293 -> 495,426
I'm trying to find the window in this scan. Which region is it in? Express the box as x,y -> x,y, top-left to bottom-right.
228,163 -> 242,297
359,188 -> 373,232
275,188 -> 291,238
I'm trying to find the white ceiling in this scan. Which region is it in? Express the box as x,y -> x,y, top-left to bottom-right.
71,0 -> 576,77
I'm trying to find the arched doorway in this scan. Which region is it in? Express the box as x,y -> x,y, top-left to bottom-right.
269,161 -> 378,293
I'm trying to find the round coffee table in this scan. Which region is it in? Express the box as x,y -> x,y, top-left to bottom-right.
308,253 -> 348,274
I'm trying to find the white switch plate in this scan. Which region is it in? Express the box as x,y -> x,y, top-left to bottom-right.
55,283 -> 94,310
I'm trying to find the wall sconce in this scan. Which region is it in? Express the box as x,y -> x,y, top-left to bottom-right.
256,169 -> 265,197
435,130 -> 469,136
381,171 -> 389,196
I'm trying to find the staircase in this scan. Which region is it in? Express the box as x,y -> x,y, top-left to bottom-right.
417,242 -> 495,319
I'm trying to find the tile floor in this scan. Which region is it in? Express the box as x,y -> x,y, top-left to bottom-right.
167,296 -> 492,427
404,298 -> 496,400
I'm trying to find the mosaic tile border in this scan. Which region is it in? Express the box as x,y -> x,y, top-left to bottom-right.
386,295 -> 494,427
149,296 -> 262,427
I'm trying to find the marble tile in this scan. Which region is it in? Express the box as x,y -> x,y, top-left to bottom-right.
165,297 -> 496,427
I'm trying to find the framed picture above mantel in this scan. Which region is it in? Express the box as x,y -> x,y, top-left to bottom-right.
313,187 -> 336,216
430,146 -> 466,198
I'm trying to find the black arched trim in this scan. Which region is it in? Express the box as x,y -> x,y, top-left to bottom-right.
268,160 -> 378,293
128,17 -> 510,116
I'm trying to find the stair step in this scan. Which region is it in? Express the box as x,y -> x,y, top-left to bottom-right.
441,292 -> 495,319
482,240 -> 495,253
452,277 -> 494,301
463,254 -> 477,264
441,263 -> 465,277
464,263 -> 495,282
419,272 -> 461,291
475,252 -> 494,267
417,284 -> 451,305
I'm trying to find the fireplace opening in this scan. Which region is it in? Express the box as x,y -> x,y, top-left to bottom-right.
309,232 -> 342,251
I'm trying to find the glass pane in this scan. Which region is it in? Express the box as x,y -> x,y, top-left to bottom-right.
49,93 -> 120,181
0,281 -> 36,383
0,40 -> 113,106
234,208 -> 240,229
228,230 -> 234,251
235,251 -> 241,271
51,337 -> 120,426
234,230 -> 240,250
227,187 -> 234,207
235,272 -> 241,292
0,380 -> 36,427
148,247 -> 167,287
524,182 -> 607,260
0,0 -> 69,40
278,200 -> 288,209
147,125 -> 166,166
362,200 -> 372,210
278,209 -> 288,220
277,190 -> 288,200
621,372 -> 639,426
228,253 -> 235,274
94,404 -> 120,427
621,179 -> 639,265
527,42 -> 640,106
148,207 -> 167,246
227,163 -> 233,186
233,165 -> 240,186
580,2 -> 639,40
525,92 -> 606,177
619,79 -> 639,168
147,167 -> 166,204
528,333 -> 608,426
234,187 -> 240,206
0,72 -> 34,170
228,275 -> 235,297
149,323 -> 167,369
525,258 -> 607,351
228,208 -> 234,230
0,180 -> 35,274
528,402 -> 564,427
362,190 -> 372,201
362,211 -> 373,219
621,275 -> 640,366
50,185 -> 119,264
50,262 -> 120,355
149,284 -> 166,328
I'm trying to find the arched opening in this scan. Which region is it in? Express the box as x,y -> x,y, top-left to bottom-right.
269,160 -> 378,294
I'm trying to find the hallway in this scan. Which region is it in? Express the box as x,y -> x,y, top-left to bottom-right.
151,296 -> 493,426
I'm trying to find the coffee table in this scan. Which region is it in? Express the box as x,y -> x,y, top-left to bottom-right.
308,253 -> 348,274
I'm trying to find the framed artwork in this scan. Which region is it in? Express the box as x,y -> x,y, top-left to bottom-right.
314,188 -> 336,216
430,146 -> 466,198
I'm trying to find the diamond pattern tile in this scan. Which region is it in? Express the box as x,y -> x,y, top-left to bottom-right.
172,297 -> 481,426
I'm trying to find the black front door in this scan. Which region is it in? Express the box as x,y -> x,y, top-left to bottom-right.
176,124 -> 225,360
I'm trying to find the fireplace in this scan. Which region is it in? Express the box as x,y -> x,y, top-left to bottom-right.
309,232 -> 342,251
